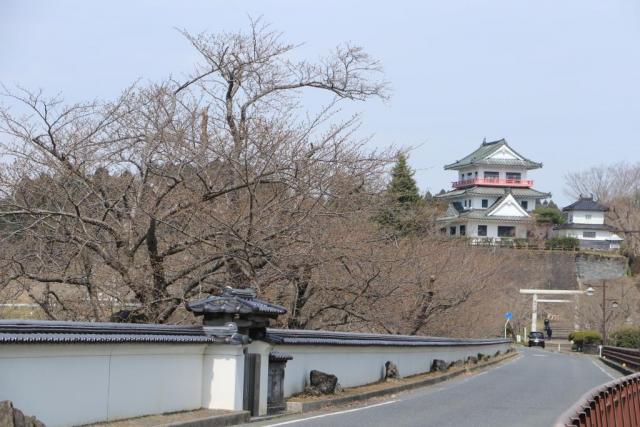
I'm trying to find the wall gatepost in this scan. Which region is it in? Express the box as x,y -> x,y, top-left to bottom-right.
187,287 -> 288,416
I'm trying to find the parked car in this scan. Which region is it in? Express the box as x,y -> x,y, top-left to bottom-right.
528,331 -> 545,348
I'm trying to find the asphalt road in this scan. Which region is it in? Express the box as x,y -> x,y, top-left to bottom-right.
248,348 -> 622,427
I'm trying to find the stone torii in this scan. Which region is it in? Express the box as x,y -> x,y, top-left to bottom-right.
519,289 -> 587,332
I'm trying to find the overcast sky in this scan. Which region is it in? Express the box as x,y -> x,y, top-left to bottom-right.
1,0 -> 640,205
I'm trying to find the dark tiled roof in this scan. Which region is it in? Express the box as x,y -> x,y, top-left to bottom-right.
264,329 -> 509,347
269,351 -> 294,362
444,139 -> 542,170
562,197 -> 609,212
436,186 -> 551,199
451,201 -> 464,213
187,287 -> 287,317
555,223 -> 618,231
0,319 -> 244,344
0,332 -> 216,344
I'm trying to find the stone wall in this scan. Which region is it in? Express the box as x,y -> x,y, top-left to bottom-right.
576,252 -> 628,283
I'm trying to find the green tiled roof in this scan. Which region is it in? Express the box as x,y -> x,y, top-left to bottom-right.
435,186 -> 551,199
444,139 -> 542,170
437,208 -> 534,223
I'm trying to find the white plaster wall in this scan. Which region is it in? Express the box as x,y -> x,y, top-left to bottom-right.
519,198 -> 536,212
0,344 -> 112,426
0,343 -> 242,427
488,199 -> 526,217
570,211 -> 605,225
201,345 -> 245,412
275,343 -> 508,397
469,196 -> 497,209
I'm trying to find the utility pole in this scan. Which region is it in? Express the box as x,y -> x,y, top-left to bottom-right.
601,280 -> 606,345
585,283 -> 618,346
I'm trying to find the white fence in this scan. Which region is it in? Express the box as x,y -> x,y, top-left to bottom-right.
0,320 -> 510,425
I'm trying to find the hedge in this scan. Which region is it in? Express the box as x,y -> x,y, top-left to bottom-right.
568,330 -> 602,347
545,237 -> 580,251
610,326 -> 640,349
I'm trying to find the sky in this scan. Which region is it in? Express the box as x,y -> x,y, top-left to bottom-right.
1,0 -> 640,206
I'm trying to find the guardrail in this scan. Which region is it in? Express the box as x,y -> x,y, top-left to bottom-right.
554,373 -> 640,426
602,346 -> 640,371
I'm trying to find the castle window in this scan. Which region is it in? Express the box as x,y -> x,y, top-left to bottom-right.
478,225 -> 488,236
498,226 -> 515,237
583,231 -> 596,238
484,171 -> 499,180
521,200 -> 528,210
482,199 -> 488,208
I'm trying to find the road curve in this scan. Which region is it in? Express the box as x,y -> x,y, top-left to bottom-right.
249,348 -> 622,427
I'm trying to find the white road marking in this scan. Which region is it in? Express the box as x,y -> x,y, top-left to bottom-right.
264,400 -> 400,426
591,360 -> 617,380
532,354 -> 547,357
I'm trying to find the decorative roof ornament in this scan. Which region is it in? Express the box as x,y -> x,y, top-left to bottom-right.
186,287 -> 287,317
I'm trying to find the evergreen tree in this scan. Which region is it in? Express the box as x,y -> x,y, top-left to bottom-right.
388,154 -> 420,204
376,154 -> 426,234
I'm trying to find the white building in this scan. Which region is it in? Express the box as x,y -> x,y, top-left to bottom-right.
436,138 -> 550,240
556,196 -> 623,250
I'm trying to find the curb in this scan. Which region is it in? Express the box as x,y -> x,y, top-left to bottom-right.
599,356 -> 635,376
286,350 -> 518,414
157,411 -> 250,427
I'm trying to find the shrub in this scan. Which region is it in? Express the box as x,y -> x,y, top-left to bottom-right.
533,207 -> 566,225
610,326 -> 640,349
545,236 -> 580,251
569,330 -> 602,351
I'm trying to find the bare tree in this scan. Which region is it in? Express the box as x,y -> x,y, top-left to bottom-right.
0,20 -> 390,323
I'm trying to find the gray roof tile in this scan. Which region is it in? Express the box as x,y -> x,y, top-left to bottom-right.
0,319 -> 243,344
187,287 -> 287,317
444,139 -> 542,170
436,186 -> 550,199
562,197 -> 609,212
265,328 -> 509,347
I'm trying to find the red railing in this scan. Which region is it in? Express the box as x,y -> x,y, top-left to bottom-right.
451,178 -> 534,188
554,373 -> 640,426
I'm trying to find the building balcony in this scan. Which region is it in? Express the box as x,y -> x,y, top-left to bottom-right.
452,177 -> 534,189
